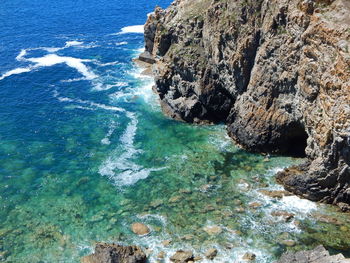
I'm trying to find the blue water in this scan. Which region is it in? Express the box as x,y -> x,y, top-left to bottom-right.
1,0 -> 350,262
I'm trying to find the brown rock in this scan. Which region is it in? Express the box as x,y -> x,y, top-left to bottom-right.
131,222 -> 150,235
81,243 -> 146,263
170,250 -> 194,263
203,225 -> 222,235
204,248 -> 218,260
243,252 -> 256,261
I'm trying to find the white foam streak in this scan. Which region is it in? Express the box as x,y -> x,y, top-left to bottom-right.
65,41 -> 83,47
112,25 -> 144,35
0,67 -> 33,80
99,111 -> 163,186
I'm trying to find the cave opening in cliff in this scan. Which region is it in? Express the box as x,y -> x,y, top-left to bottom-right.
285,122 -> 308,158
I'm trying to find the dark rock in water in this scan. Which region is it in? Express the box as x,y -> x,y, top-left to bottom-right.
144,0 -> 350,208
169,250 -> 194,263
275,245 -> 350,263
81,243 -> 147,263
138,51 -> 156,64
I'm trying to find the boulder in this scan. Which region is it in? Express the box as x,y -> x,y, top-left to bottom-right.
205,248 -> 218,260
131,222 -> 150,236
81,243 -> 147,263
170,250 -> 194,263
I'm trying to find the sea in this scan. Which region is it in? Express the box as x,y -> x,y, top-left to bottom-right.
1,0 -> 349,262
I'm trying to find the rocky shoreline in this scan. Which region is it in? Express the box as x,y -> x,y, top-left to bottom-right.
82,243 -> 350,263
139,0 -> 350,209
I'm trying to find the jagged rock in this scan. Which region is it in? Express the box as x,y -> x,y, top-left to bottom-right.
204,248 -> 218,260
144,0 -> 350,208
138,51 -> 156,64
81,243 -> 147,263
169,250 -> 194,262
275,245 -> 350,263
131,222 -> 150,236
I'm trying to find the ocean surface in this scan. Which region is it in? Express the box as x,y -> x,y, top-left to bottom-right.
1,0 -> 350,262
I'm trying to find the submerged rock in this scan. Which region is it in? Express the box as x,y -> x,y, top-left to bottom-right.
131,222 -> 150,236
169,250 -> 194,263
81,243 -> 147,263
275,245 -> 350,263
203,225 -> 222,235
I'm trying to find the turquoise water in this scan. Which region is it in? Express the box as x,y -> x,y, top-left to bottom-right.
1,0 -> 350,262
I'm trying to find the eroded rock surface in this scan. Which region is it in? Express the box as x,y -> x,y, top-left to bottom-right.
275,245 -> 350,263
81,243 -> 146,263
143,0 -> 350,207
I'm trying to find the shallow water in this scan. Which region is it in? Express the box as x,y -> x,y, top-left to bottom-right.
1,0 -> 350,262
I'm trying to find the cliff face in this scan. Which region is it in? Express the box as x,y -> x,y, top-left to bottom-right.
144,0 -> 350,208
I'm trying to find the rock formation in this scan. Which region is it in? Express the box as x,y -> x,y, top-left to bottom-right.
275,245 -> 350,263
143,0 -> 350,208
81,243 -> 146,263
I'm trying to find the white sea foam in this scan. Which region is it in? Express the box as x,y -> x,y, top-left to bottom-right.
0,67 -> 34,80
101,120 -> 118,145
112,25 -> 144,35
101,82 -> 129,92
1,52 -> 97,81
65,41 -> 84,47
115,41 -> 128,46
28,54 -> 97,80
99,111 -> 163,186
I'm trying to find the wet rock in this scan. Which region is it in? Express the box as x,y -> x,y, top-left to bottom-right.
312,213 -> 343,225
81,243 -> 146,263
161,240 -> 171,246
204,248 -> 218,260
179,189 -> 192,194
243,252 -> 256,261
259,190 -> 292,199
203,205 -> 215,212
275,245 -> 350,263
271,210 -> 295,222
279,239 -> 296,247
199,184 -> 213,192
181,234 -> 194,241
234,206 -> 245,213
157,251 -> 166,259
233,199 -> 243,205
131,222 -> 150,236
150,199 -> 164,209
338,202 -> 350,212
170,250 -> 194,263
193,256 -> 203,261
203,225 -> 222,235
169,195 -> 182,203
248,202 -> 262,209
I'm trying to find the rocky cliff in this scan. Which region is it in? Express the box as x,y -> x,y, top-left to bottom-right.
143,0 -> 350,208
